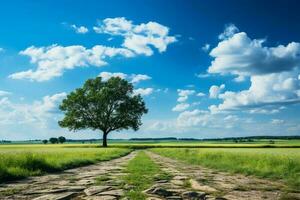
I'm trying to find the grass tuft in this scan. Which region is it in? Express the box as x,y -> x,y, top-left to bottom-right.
122,151 -> 164,200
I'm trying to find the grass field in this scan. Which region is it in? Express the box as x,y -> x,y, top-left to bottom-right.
151,148 -> 300,190
0,145 -> 131,183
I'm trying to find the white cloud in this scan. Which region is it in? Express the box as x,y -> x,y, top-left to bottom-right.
213,71 -> 300,111
195,73 -> 210,78
248,108 -> 280,114
207,25 -> 300,112
172,103 -> 190,112
133,88 -> 153,96
177,89 -> 195,102
98,72 -> 151,84
0,90 -> 11,96
209,84 -> 225,98
98,72 -> 127,81
71,24 -> 89,34
196,92 -> 205,97
271,119 -> 284,125
9,45 -> 134,81
11,18 -> 174,82
176,109 -> 210,127
94,17 -> 177,56
224,115 -> 239,121
201,43 -> 210,52
0,92 -> 66,127
0,48 -> 4,52
209,32 -> 300,76
233,75 -> 246,82
130,74 -> 152,84
218,23 -> 239,40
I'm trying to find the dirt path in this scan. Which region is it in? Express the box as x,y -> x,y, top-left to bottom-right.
145,151 -> 300,200
0,151 -> 137,200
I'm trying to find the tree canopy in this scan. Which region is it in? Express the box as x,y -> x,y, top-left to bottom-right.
58,77 -> 148,147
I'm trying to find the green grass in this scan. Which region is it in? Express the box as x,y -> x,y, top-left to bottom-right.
122,151 -> 167,200
0,146 -> 131,183
151,148 -> 300,190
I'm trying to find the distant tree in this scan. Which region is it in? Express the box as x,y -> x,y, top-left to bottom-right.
49,137 -> 58,144
58,136 -> 66,144
42,139 -> 48,144
58,77 -> 148,147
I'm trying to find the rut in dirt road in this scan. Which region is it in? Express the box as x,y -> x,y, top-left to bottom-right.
145,151 -> 300,200
0,151 -> 137,200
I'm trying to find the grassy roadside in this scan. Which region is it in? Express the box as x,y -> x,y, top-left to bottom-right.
151,148 -> 300,190
122,151 -> 171,200
0,147 -> 131,183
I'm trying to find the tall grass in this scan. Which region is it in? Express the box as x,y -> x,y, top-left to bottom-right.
0,147 -> 131,183
151,148 -> 300,189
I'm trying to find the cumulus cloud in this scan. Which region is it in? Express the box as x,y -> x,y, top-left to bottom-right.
71,24 -> 89,34
197,92 -> 205,97
0,92 -> 66,127
218,23 -> 239,40
133,88 -> 153,96
94,17 -> 177,56
172,103 -> 190,112
176,109 -> 210,127
0,90 -> 11,96
11,18 -> 175,82
98,72 -> 127,81
177,89 -> 195,102
209,32 -> 300,76
9,45 -> 134,81
130,74 -> 152,84
212,70 -> 300,112
209,84 -> 225,98
207,24 -> 300,112
98,72 -> 151,84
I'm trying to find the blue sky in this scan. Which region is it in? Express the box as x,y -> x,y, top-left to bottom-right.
1,0 -> 300,140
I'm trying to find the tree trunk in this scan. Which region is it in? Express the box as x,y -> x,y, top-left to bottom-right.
102,132 -> 108,147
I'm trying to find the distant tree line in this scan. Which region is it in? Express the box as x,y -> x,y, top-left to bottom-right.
42,136 -> 66,144
0,140 -> 12,143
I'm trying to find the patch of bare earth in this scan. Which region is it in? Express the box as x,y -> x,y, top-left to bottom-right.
0,151 -> 137,200
145,151 -> 300,200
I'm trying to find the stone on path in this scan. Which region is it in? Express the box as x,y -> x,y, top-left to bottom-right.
147,197 -> 164,200
32,192 -> 77,200
84,186 -> 111,196
85,195 -> 117,200
171,179 -> 184,186
189,179 -> 217,193
182,191 -> 206,200
98,189 -> 124,197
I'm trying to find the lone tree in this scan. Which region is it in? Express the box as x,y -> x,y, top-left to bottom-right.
58,136 -> 66,144
58,77 -> 148,147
